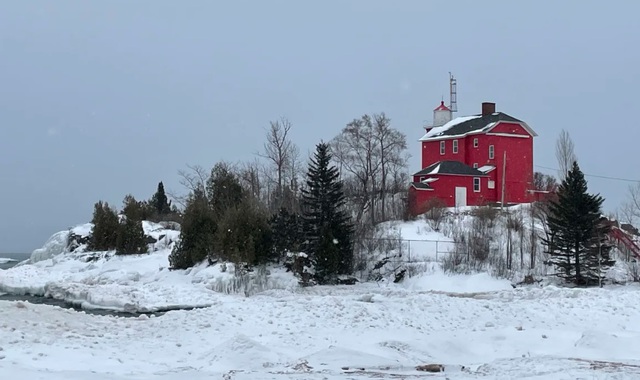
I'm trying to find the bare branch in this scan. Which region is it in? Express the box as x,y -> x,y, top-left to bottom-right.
257,117 -> 298,212
168,164 -> 211,209
555,129 -> 577,181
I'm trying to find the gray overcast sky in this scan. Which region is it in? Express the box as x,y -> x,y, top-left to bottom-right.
1,1 -> 639,253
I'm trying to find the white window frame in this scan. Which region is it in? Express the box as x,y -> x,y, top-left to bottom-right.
473,177 -> 481,192
473,163 -> 478,168
440,141 -> 445,155
474,138 -> 479,148
489,145 -> 495,159
452,139 -> 458,154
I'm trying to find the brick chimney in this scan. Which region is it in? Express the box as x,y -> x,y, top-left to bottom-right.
482,102 -> 496,116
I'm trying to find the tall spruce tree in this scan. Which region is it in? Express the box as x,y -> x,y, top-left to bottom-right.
545,161 -> 614,286
301,142 -> 354,284
150,181 -> 172,216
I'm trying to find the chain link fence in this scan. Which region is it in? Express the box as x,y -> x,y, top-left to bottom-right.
353,238 -> 455,280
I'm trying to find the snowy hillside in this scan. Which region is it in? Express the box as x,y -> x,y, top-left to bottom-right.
3,204 -> 639,314
0,221 -> 299,312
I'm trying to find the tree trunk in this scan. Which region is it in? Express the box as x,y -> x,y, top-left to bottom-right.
574,241 -> 581,284
379,141 -> 387,222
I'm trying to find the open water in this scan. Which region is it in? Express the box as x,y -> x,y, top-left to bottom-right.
0,252 -> 164,318
0,252 -> 29,270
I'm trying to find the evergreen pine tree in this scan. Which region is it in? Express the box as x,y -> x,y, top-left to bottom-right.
206,162 -> 245,218
169,188 -> 216,269
215,197 -> 274,267
150,181 -> 172,216
301,142 -> 354,284
88,201 -> 119,251
270,207 -> 303,262
545,161 -> 615,286
116,195 -> 148,255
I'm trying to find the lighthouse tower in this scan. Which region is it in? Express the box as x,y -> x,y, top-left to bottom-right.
433,101 -> 452,127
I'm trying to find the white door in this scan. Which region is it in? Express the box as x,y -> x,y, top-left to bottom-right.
455,187 -> 467,208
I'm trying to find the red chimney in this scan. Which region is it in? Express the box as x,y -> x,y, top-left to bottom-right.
482,102 -> 496,116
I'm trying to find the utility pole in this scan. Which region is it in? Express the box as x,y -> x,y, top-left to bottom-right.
598,233 -> 603,288
500,151 -> 507,211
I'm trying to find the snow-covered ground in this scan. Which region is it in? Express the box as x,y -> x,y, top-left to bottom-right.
2,280 -> 640,379
0,222 -> 299,312
2,217 -> 640,378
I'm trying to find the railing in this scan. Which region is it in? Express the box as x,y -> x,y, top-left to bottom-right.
355,238 -> 454,264
609,227 -> 640,260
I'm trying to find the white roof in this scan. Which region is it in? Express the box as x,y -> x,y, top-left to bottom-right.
478,165 -> 496,174
419,116 -> 482,141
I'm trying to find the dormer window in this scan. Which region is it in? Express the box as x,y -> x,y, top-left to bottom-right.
452,139 -> 458,154
440,141 -> 445,155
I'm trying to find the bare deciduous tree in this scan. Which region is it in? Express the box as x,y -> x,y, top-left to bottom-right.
533,172 -> 558,192
237,159 -> 265,201
555,129 -> 577,181
619,183 -> 640,226
168,164 -> 210,209
373,113 -> 409,222
332,115 -> 380,224
258,117 -> 298,212
332,113 -> 409,225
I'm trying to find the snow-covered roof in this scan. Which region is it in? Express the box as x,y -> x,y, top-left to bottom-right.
410,181 -> 433,190
478,165 -> 496,174
419,112 -> 533,141
413,161 -> 487,177
420,116 -> 482,140
420,177 -> 439,183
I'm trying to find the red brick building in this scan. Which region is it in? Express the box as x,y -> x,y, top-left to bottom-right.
409,101 -> 537,214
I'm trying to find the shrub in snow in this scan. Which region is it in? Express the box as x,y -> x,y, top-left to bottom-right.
284,252 -> 315,287
471,205 -> 499,228
422,197 -> 447,232
88,201 -> 119,251
114,195 -> 149,255
169,189 -> 216,270
214,197 -> 274,266
352,224 -> 404,282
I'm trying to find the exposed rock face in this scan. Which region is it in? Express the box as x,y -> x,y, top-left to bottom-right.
67,232 -> 91,253
416,364 -> 444,372
158,221 -> 181,231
